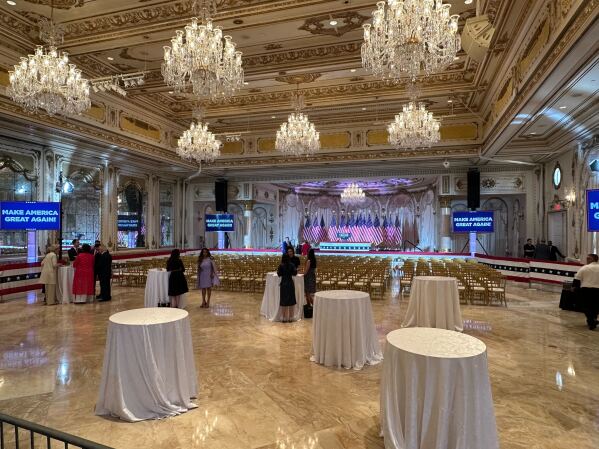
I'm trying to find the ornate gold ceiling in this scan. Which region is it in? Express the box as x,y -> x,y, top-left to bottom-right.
0,0 -> 596,175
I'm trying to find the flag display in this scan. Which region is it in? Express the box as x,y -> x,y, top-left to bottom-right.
303,214 -> 403,247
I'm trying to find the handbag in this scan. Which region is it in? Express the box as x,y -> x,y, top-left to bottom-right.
303,304 -> 313,319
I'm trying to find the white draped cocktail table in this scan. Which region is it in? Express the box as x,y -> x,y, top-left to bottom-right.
95,308 -> 198,422
311,290 -> 382,370
57,266 -> 75,304
402,276 -> 463,331
260,272 -> 305,322
144,268 -> 171,307
380,327 -> 498,449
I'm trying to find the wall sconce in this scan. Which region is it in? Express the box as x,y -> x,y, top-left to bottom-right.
565,189 -> 576,205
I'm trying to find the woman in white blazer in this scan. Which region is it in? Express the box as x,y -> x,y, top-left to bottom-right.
40,245 -> 59,305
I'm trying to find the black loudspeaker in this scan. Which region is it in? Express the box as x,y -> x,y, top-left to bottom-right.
215,180 -> 228,212
467,169 -> 480,210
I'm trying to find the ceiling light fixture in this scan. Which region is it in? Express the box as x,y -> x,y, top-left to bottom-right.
7,0 -> 17,5
276,89 -> 320,157
340,183 -> 366,205
329,20 -> 338,26
177,106 -> 221,167
465,0 -> 473,4
107,56 -> 114,61
559,106 -> 567,109
362,0 -> 460,81
350,69 -> 357,72
162,0 -> 244,99
8,1 -> 90,116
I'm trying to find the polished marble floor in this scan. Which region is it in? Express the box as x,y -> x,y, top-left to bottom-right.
0,282 -> 598,449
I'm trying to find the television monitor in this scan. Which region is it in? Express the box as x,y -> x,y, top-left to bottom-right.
205,214 -> 235,232
0,201 -> 61,231
452,210 -> 494,233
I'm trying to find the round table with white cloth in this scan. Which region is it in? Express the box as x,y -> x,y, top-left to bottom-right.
310,289 -> 382,370
95,308 -> 198,422
56,266 -> 75,304
380,328 -> 498,449
260,272 -> 305,322
144,268 -> 181,308
402,276 -> 463,332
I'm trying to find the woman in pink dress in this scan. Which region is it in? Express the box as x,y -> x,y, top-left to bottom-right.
72,244 -> 96,303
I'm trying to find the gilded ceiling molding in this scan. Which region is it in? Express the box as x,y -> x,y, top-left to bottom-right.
274,72 -> 322,84
484,0 -> 597,151
243,42 -> 362,68
210,147 -> 479,168
0,10 -> 36,38
0,156 -> 37,181
24,0 -> 84,9
0,98 -> 193,167
299,11 -> 368,37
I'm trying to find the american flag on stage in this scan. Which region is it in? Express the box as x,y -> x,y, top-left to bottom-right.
395,215 -> 402,246
373,214 -> 383,245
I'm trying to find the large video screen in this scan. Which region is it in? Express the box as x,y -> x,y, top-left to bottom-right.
205,214 -> 235,232
587,189 -> 599,232
117,215 -> 140,231
452,210 -> 494,233
0,201 -> 61,231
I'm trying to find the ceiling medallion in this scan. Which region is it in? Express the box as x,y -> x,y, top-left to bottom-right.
274,73 -> 322,85
8,3 -> 90,116
162,0 -> 244,100
340,183 -> 366,205
300,11 -> 368,37
177,106 -> 222,167
276,91 -> 320,157
362,0 -> 461,80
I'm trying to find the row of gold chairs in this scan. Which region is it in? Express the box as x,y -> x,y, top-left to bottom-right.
398,258 -> 507,306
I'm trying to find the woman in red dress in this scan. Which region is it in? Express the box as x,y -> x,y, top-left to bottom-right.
72,243 -> 96,304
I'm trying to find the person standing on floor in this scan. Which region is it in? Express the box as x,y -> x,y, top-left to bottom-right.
95,245 -> 113,302
535,240 -> 550,260
72,244 -> 95,303
523,238 -> 536,258
548,241 -> 565,261
286,246 -> 301,270
574,254 -> 599,330
197,248 -> 219,308
303,248 -> 317,307
166,249 -> 188,308
277,253 -> 297,323
301,240 -> 311,257
40,245 -> 59,305
67,239 -> 80,262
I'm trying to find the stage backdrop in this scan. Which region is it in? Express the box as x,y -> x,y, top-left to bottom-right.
281,188 -> 437,250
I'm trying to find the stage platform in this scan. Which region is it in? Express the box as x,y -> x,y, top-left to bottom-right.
212,248 -> 470,259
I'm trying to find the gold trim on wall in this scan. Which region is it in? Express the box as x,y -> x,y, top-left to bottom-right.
221,140 -> 244,155
257,138 -> 276,153
440,123 -> 478,140
119,114 -> 161,142
0,69 -> 9,87
320,132 -> 351,149
84,102 -> 106,123
518,19 -> 550,78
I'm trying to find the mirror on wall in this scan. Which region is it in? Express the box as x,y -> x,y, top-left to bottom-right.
61,173 -> 101,247
0,160 -> 37,257
159,182 -> 174,247
117,182 -> 147,249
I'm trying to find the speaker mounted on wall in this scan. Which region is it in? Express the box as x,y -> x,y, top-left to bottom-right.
215,179 -> 228,213
467,168 -> 480,211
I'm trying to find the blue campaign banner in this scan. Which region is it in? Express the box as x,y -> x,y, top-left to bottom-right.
587,189 -> 599,231
0,201 -> 61,231
452,210 -> 494,233
117,215 -> 140,231
205,214 -> 235,232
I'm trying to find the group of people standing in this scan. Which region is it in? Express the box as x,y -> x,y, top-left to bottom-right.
277,240 -> 317,322
165,248 -> 219,308
523,239 -> 565,260
39,239 -> 112,305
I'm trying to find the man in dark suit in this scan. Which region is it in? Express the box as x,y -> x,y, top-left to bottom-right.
523,238 -> 536,258
67,239 -> 80,261
535,240 -> 550,260
548,240 -> 565,261
95,245 -> 113,301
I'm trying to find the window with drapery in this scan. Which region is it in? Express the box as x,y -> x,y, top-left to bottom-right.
159,182 -> 175,247
0,159 -> 37,257
117,182 -> 147,249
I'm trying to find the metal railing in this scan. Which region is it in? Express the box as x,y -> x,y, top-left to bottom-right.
0,413 -> 114,449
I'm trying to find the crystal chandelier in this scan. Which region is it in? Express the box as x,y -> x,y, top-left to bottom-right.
276,92 -> 320,157
362,0 -> 461,80
388,98 -> 440,149
8,3 -> 90,116
177,108 -> 221,165
162,0 -> 244,99
340,183 -> 366,205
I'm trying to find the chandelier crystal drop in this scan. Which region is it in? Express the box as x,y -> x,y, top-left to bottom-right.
162,2 -> 244,99
8,13 -> 90,116
276,93 -> 320,157
340,183 -> 366,205
177,120 -> 222,165
388,101 -> 440,149
362,0 -> 461,80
